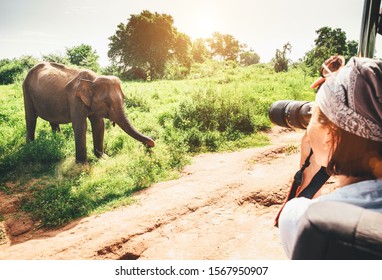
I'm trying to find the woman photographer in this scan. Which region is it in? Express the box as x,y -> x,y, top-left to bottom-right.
278,57 -> 382,258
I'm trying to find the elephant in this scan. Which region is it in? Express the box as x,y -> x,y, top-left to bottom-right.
22,62 -> 155,163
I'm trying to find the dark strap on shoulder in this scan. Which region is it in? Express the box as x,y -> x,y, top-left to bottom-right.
285,149 -> 313,201
274,150 -> 330,227
297,166 -> 330,199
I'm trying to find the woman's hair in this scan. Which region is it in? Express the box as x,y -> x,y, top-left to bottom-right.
317,107 -> 382,179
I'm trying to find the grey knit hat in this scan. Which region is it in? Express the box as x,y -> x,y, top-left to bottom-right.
316,57 -> 382,142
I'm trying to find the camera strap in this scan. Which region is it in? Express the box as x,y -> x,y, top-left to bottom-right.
297,166 -> 330,198
274,149 -> 330,227
286,149 -> 314,200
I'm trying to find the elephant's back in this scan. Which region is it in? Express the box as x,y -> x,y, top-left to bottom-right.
30,62 -> 76,89
24,62 -> 71,101
23,62 -> 75,123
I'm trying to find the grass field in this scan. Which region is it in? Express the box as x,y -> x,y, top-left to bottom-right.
0,61 -> 316,227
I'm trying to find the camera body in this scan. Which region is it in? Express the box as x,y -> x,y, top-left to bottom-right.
268,100 -> 313,129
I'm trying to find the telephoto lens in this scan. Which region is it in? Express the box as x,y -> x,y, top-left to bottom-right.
268,100 -> 313,129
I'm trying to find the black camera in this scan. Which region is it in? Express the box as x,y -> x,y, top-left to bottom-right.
268,56 -> 346,130
268,100 -> 313,129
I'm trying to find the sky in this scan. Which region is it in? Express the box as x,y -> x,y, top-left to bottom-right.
0,0 -> 371,67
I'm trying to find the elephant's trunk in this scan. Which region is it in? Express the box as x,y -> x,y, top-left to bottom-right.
113,109 -> 155,148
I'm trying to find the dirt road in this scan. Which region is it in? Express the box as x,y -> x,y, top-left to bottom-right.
0,128 -> 304,260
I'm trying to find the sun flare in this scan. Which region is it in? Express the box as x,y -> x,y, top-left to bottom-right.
187,11 -> 219,39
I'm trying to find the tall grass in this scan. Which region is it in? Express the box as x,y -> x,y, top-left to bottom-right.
0,61 -> 316,227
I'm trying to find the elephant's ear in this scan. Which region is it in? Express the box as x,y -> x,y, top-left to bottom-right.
66,71 -> 94,107
76,79 -> 93,107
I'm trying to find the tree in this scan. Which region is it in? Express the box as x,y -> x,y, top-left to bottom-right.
315,27 -> 348,54
108,10 -> 189,80
240,50 -> 260,66
66,44 -> 100,72
207,32 -> 240,61
173,32 -> 193,70
304,27 -> 358,74
274,42 -> 292,72
347,40 -> 359,58
163,32 -> 193,79
192,38 -> 211,63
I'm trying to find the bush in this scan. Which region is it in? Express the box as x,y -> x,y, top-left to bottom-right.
0,62 -> 24,84
164,59 -> 190,80
0,56 -> 38,85
163,86 -> 269,152
0,131 -> 69,181
172,91 -> 258,134
20,131 -> 68,164
22,182 -> 89,228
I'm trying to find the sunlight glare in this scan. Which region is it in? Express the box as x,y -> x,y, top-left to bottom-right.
187,11 -> 219,39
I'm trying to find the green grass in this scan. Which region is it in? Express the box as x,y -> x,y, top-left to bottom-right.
0,61 -> 316,228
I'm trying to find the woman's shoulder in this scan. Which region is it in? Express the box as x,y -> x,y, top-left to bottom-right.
279,197 -> 319,229
319,179 -> 382,210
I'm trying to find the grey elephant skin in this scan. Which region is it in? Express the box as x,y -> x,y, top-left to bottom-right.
22,62 -> 155,163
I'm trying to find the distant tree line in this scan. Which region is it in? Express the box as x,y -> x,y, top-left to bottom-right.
273,27 -> 358,73
0,44 -> 100,84
107,10 -> 260,80
0,10 -> 360,84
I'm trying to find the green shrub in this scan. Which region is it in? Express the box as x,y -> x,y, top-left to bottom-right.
22,131 -> 67,163
0,62 -> 24,84
0,56 -> 38,85
164,85 -> 268,152
124,92 -> 150,112
0,131 -> 69,181
22,182 -> 89,227
164,59 -> 190,80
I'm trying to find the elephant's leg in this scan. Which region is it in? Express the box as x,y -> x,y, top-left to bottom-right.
89,116 -> 104,158
24,97 -> 37,142
72,119 -> 88,163
50,122 -> 61,132
25,114 -> 37,142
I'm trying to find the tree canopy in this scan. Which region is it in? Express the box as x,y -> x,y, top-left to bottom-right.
192,38 -> 211,63
304,27 -> 358,74
108,10 -> 192,80
240,50 -> 260,66
66,44 -> 100,72
206,32 -> 241,61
